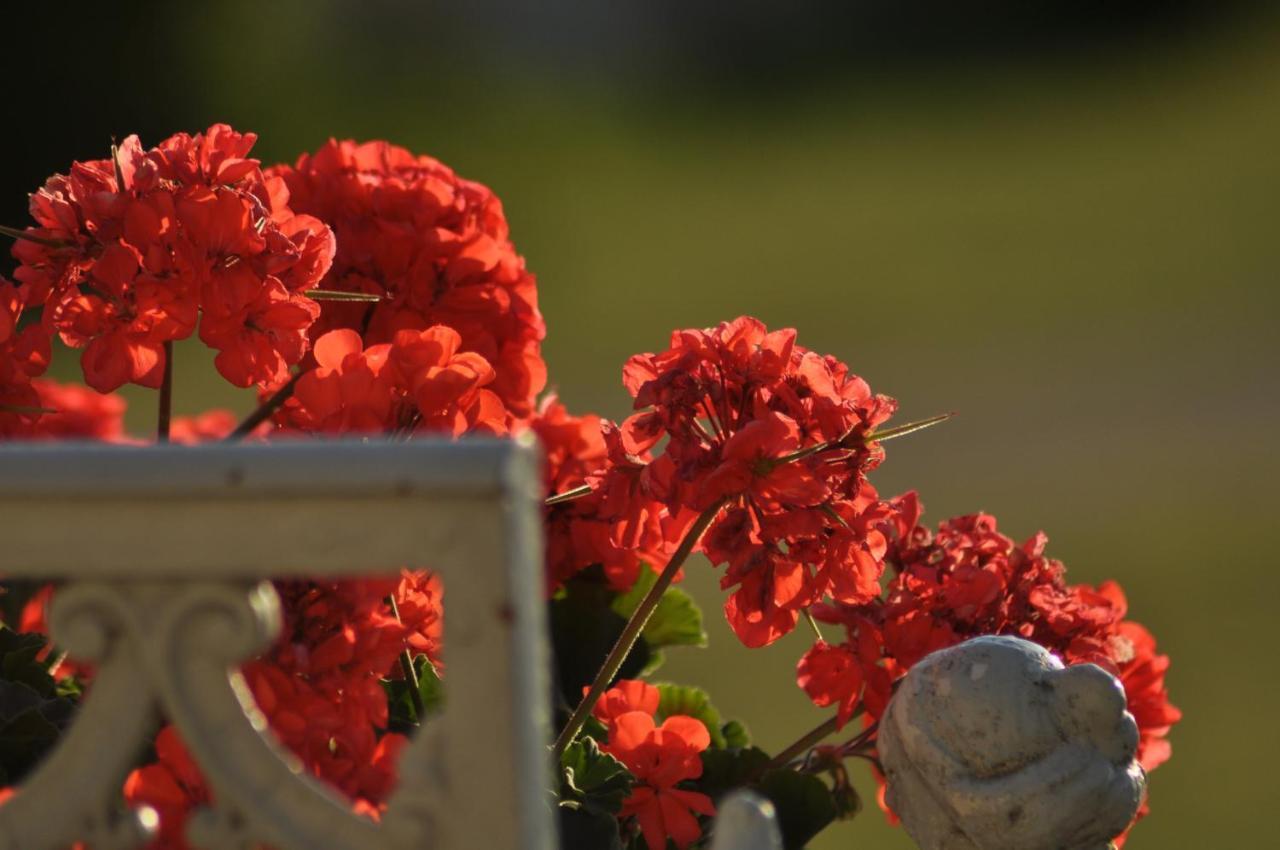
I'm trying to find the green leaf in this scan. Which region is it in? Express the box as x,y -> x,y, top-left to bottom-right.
382,655 -> 444,732
0,629 -> 56,698
757,769 -> 838,850
611,568 -> 708,651
655,683 -> 727,749
698,746 -> 771,799
417,658 -> 444,713
0,628 -> 77,786
560,736 -> 635,815
558,804 -> 624,850
721,719 -> 752,749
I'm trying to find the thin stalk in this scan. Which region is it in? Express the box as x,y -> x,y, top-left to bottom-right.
551,499 -> 725,759
224,372 -> 302,441
386,595 -> 426,722
545,483 -> 593,507
767,715 -> 841,770
156,341 -> 173,442
836,719 -> 879,758
0,224 -> 68,248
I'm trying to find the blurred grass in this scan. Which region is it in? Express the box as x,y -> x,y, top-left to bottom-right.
39,6 -> 1280,846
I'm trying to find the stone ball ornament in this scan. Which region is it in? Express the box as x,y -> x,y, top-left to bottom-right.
877,636 -> 1145,850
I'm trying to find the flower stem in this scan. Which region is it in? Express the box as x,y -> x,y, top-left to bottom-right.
386,594 -> 426,723
767,715 -> 841,769
836,720 -> 879,757
0,224 -> 68,248
156,341 -> 173,443
224,372 -> 301,441
551,499 -> 725,760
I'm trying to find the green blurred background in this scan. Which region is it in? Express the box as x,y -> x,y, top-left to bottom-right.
4,2 -> 1277,846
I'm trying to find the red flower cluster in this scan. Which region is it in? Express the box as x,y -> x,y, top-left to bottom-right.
277,326 -> 506,436
10,124 -> 335,391
271,139 -> 546,420
28,379 -> 128,441
596,680 -> 716,850
800,502 -> 1181,834
620,316 -> 897,647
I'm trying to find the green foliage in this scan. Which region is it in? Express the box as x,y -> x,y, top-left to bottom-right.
655,683 -> 727,749
699,746 -> 772,799
559,736 -> 636,850
721,719 -> 752,750
383,654 -> 443,732
698,746 -> 839,849
561,736 -> 635,814
757,768 -> 839,850
0,628 -> 77,785
611,567 -> 708,651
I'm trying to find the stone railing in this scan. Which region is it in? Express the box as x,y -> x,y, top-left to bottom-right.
0,439 -> 558,850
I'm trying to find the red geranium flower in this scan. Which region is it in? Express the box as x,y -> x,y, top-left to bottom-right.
604,712 -> 716,850
593,679 -> 661,728
271,138 -> 546,420
618,316 -> 898,648
12,125 -> 335,392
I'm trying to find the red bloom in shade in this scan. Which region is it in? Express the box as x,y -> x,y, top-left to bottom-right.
271,138 -> 546,419
0,277 -> 52,438
618,316 -> 897,648
796,641 -> 863,728
29,379 -> 127,441
123,726 -> 209,850
392,569 -> 444,668
528,398 -> 681,595
593,679 -> 662,728
604,712 -> 716,850
527,393 -> 607,496
169,409 -> 240,443
11,125 -> 335,392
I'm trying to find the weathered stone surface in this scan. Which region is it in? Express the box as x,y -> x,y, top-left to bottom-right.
878,636 -> 1144,850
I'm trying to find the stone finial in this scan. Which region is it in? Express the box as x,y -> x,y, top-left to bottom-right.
877,636 -> 1144,850
709,791 -> 783,850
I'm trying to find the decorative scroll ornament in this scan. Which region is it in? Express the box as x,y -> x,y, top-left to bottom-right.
878,636 -> 1145,850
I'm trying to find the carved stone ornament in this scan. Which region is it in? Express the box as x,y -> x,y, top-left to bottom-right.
877,635 -> 1145,850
